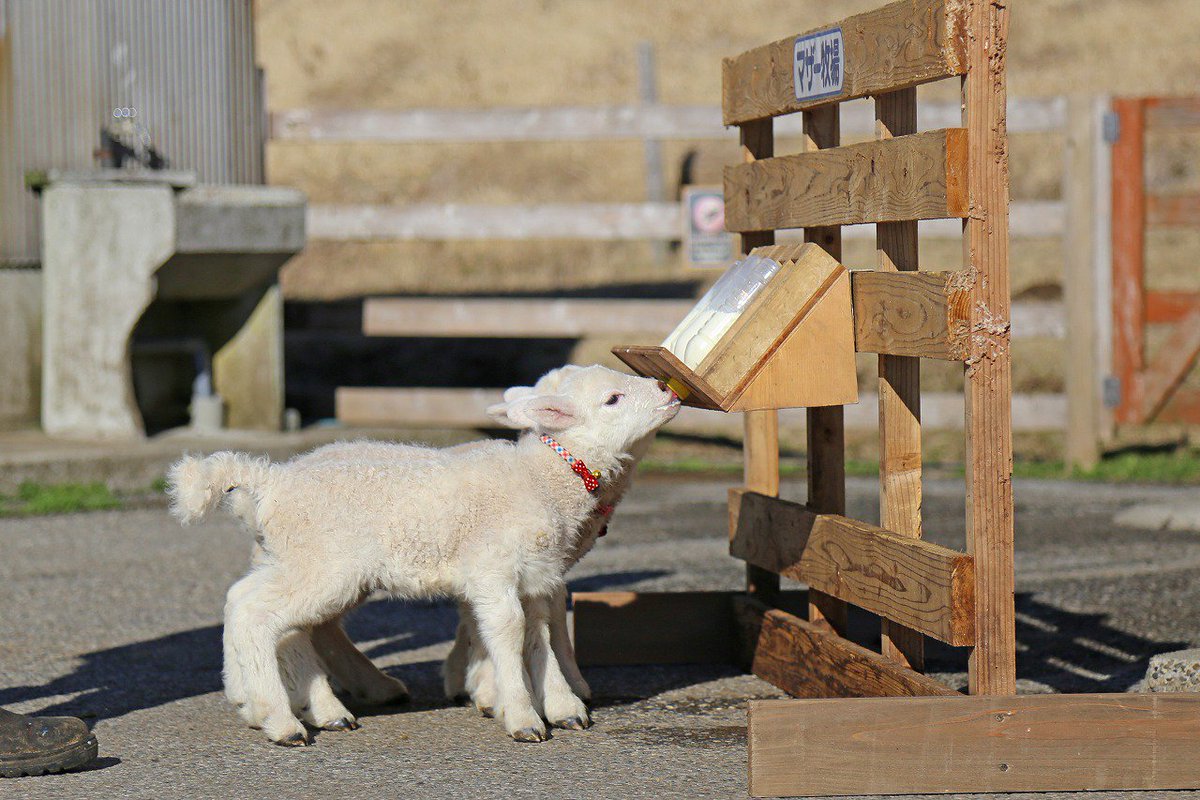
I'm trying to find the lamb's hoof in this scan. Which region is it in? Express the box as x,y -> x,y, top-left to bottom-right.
478,706 -> 495,718
512,726 -> 548,743
322,717 -> 360,732
274,732 -> 312,747
553,715 -> 590,731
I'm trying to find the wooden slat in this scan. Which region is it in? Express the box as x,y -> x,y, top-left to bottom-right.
571,591 -> 735,666
362,297 -> 691,338
1147,193 -> 1200,227
1146,290 -> 1200,324
1145,96 -> 1200,129
1111,98 -> 1147,425
875,86 -> 924,669
723,129 -> 969,232
609,345 -> 726,410
1139,310 -> 1200,421
336,387 -> 1067,432
721,0 -> 968,125
962,0 -> 1016,696
733,596 -> 959,699
270,97 -> 1068,144
749,694 -> 1200,797
729,491 -> 974,645
853,270 -> 970,364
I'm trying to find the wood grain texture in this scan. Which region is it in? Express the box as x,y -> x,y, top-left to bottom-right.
749,693 -> 1200,797
723,129 -> 969,232
733,596 -> 959,700
572,591 -> 736,666
1111,97 -> 1146,425
962,0 -> 1016,696
721,0 -> 969,125
729,491 -> 974,645
851,270 -> 971,360
875,86 -> 925,669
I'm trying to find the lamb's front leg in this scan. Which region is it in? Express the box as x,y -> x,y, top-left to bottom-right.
468,587 -> 546,743
525,594 -> 590,730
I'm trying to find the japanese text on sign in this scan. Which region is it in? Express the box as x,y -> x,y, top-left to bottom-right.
793,27 -> 844,102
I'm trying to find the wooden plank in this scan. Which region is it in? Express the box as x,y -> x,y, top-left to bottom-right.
1147,192 -> 1200,227
723,129 -> 969,232
962,0 -> 1016,696
362,297 -> 692,338
305,199 -> 1062,242
1145,96 -> 1200,129
1111,97 -> 1147,425
307,202 -> 680,241
572,591 -> 735,666
733,596 -> 959,699
803,105 -> 849,637
1065,94 -> 1101,469
749,693 -> 1200,797
336,387 -> 1067,432
721,0 -> 968,125
1147,290 -> 1200,324
875,86 -> 924,669
270,97 -> 1067,144
1139,310 -> 1200,421
852,270 -> 970,360
738,118 -> 782,606
610,345 -> 726,410
729,491 -> 974,646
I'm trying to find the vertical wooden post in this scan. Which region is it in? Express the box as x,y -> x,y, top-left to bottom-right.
739,118 -> 780,607
962,0 -> 1016,696
875,87 -> 924,670
802,105 -> 848,636
1111,97 -> 1147,425
1065,94 -> 1101,470
637,41 -> 668,265
1092,95 -> 1116,447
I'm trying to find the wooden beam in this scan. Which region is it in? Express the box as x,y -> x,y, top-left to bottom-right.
363,297 -> 691,338
852,269 -> 970,361
721,0 -> 968,125
1145,96 -> 1200,129
962,0 -> 1016,696
749,694 -> 1200,797
336,387 -> 1068,432
1139,310 -> 1200,422
729,491 -> 975,645
1111,97 -> 1147,425
1146,290 -> 1200,324
733,596 -> 959,699
1147,193 -> 1200,227
571,591 -> 736,666
723,129 -> 969,233
875,86 -> 924,669
269,97 -> 1067,144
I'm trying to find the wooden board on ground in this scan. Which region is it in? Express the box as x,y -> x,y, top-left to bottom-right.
723,130 -> 969,232
721,0 -> 968,125
733,596 -> 958,699
572,591 -> 736,665
729,490 -> 974,645
748,693 -> 1200,797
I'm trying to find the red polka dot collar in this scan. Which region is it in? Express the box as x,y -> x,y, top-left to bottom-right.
538,433 -> 601,494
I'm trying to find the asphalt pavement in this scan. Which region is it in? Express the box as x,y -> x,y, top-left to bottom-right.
3,474 -> 1200,799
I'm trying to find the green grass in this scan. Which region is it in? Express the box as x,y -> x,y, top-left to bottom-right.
1,482 -> 123,516
641,450 -> 1200,485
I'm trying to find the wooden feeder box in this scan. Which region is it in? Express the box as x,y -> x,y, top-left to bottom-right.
612,242 -> 857,412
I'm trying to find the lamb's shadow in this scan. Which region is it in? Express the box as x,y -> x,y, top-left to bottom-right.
0,569 -> 670,721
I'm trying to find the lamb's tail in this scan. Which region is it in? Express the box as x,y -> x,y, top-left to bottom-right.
166,451 -> 273,525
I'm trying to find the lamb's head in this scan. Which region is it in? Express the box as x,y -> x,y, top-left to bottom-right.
488,364 -> 680,458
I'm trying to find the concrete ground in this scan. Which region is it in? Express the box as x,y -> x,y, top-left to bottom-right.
3,473 -> 1200,799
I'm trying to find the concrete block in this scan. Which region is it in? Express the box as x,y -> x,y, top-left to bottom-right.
1145,649 -> 1200,692
0,270 -> 42,429
214,285 -> 284,431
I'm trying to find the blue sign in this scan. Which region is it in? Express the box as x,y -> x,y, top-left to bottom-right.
793,27 -> 844,102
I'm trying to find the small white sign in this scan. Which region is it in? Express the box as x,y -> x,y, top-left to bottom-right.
793,27 -> 844,102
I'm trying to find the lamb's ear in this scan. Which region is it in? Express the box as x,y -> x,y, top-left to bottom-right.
533,364 -> 584,393
501,385 -> 536,403
505,394 -> 579,431
486,400 -> 524,429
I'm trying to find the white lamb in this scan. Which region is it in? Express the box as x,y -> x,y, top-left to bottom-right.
167,365 -> 679,744
270,365 -> 649,723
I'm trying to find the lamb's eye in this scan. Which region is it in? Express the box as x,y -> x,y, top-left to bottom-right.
604,393 -> 623,406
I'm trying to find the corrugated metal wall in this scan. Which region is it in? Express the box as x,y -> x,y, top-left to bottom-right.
0,0 -> 262,267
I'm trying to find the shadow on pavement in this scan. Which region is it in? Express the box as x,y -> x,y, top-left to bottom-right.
0,569 -> 671,721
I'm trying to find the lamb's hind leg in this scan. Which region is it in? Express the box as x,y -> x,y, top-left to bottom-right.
277,630 -> 359,731
548,583 -> 591,702
311,617 -> 410,706
443,602 -> 473,704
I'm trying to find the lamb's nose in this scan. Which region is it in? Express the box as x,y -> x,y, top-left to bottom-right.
656,380 -> 670,393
